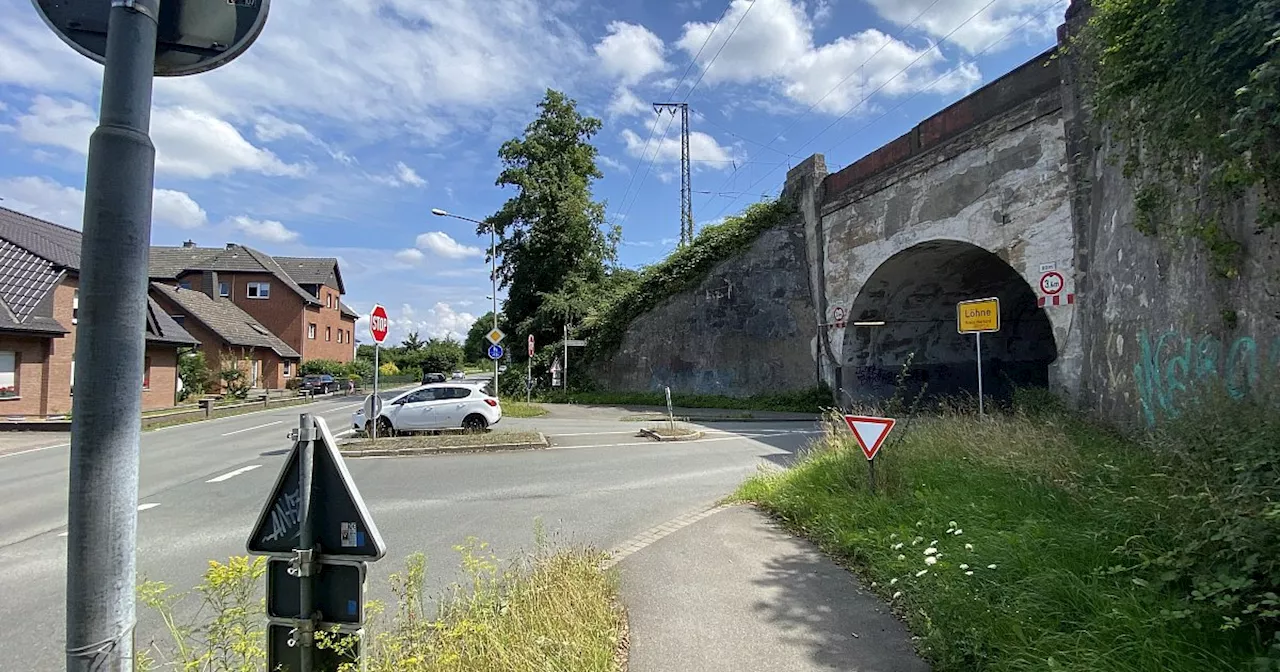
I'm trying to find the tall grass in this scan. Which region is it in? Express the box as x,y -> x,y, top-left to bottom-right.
735,392 -> 1280,672
136,532 -> 625,671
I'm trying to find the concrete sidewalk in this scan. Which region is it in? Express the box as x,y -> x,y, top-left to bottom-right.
618,505 -> 929,672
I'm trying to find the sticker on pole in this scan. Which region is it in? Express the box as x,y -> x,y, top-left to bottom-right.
843,415 -> 896,461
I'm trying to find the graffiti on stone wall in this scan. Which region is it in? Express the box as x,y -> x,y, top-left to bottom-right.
1134,329 -> 1280,426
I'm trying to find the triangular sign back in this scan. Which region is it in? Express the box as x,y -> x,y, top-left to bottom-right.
843,415 -> 896,461
247,416 -> 386,560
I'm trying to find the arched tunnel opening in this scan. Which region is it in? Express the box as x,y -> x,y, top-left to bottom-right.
840,240 -> 1057,405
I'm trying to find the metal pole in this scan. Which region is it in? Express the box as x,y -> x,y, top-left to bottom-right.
492,227 -> 498,398
976,332 -> 984,418
372,344 -> 379,440
65,2 -> 158,669
563,323 -> 569,391
868,457 -> 876,495
526,354 -> 531,404
297,413 -> 316,671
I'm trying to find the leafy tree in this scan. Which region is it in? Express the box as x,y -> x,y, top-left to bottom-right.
400,331 -> 424,351
464,312 -> 496,363
484,89 -> 618,359
177,349 -> 208,401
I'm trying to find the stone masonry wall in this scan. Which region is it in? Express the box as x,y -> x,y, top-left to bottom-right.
589,213 -> 818,397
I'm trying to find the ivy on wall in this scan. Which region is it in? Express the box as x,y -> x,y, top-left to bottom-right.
1080,0 -> 1280,277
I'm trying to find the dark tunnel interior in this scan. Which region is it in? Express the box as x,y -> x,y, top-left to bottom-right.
839,240 -> 1057,405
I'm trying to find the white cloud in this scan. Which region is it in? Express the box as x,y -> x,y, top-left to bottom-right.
229,215 -> 300,243
595,21 -> 668,84
0,176 -> 207,231
152,189 -> 208,229
375,162 -> 427,188
674,0 -> 979,114
253,115 -> 315,143
15,96 -> 308,179
0,176 -> 85,228
864,0 -> 1060,53
414,231 -> 484,260
620,127 -> 737,167
607,87 -> 651,118
598,155 -> 630,173
394,248 -> 426,264
388,302 -> 477,342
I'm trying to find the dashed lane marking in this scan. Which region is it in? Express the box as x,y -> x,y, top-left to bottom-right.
206,464 -> 263,483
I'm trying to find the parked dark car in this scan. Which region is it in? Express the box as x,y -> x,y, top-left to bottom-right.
422,372 -> 447,385
299,374 -> 336,394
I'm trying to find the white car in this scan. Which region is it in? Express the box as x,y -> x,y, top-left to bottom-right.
452,371 -> 465,380
353,383 -> 501,435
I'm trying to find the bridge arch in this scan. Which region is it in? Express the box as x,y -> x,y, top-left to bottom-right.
839,239 -> 1057,403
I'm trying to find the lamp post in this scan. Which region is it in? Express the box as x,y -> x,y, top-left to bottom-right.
432,208 -> 498,396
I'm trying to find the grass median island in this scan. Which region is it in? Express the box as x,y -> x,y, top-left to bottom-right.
535,386 -> 830,413
501,400 -> 548,418
734,394 -> 1280,671
343,430 -> 545,453
136,535 -> 626,672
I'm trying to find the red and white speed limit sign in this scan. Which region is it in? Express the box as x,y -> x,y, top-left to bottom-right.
1039,271 -> 1064,295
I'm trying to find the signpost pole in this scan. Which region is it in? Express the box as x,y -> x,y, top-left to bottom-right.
296,414 -> 316,672
563,324 -> 569,390
975,332 -> 984,418
65,3 -> 159,668
868,457 -> 876,495
372,344 -> 379,441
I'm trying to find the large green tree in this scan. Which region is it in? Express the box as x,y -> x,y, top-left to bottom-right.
483,89 -> 618,359
464,312 -> 496,363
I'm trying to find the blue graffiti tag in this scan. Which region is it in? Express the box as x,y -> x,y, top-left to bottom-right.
1134,330 -> 1277,426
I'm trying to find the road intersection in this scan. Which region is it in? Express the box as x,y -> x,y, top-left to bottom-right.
0,392 -> 821,669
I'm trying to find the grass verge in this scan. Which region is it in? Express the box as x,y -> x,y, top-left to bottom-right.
137,534 -> 626,671
343,430 -> 545,452
536,386 -> 830,414
734,396 -> 1280,671
502,401 -> 548,418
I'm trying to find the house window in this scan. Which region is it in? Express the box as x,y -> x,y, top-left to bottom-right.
72,290 -> 79,324
326,294 -> 333,309
308,323 -> 316,339
170,314 -> 185,326
283,361 -> 292,377
179,281 -> 192,290
326,326 -> 332,341
0,351 -> 16,398
219,281 -> 229,297
142,356 -> 151,389
247,282 -> 270,299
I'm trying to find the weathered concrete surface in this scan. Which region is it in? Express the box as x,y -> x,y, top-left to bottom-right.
590,219 -> 817,396
1062,5 -> 1280,427
814,52 -> 1080,404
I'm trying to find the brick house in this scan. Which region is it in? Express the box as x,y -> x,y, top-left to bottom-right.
149,281 -> 301,391
149,243 -> 359,366
0,207 -> 199,416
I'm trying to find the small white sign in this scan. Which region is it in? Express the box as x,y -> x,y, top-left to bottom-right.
565,339 -> 587,347
1038,262 -> 1057,273
340,522 -> 358,548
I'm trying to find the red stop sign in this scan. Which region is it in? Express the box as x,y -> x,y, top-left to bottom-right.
369,304 -> 389,344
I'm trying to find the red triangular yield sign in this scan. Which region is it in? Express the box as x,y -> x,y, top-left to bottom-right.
844,415 -> 896,461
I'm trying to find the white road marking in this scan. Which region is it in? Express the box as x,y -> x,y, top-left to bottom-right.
206,464 -> 263,483
57,532 -> 67,537
137,503 -> 161,511
0,442 -> 69,460
222,421 -> 283,436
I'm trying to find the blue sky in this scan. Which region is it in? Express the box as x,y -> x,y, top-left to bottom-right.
0,0 -> 1066,345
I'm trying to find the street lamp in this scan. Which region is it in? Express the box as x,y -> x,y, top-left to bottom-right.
432,208 -> 499,396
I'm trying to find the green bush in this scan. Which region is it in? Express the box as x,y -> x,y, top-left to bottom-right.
301,359 -> 346,376
176,349 -> 208,402
583,199 -> 793,359
735,397 -> 1280,671
219,367 -> 250,399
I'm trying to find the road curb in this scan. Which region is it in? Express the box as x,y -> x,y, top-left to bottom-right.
622,415 -> 821,424
339,432 -> 549,457
637,428 -> 704,442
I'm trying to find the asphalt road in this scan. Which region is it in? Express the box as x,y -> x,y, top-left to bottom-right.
0,387 -> 820,670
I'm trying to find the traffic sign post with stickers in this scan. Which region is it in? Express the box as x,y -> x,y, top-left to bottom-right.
247,413 -> 386,672
844,415 -> 896,494
956,297 -> 1000,417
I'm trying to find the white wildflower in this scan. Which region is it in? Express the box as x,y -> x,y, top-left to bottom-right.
960,564 -> 969,570
911,536 -> 923,545
915,569 -> 929,577
892,542 -> 903,550
965,571 -> 974,576
948,520 -> 958,528
931,539 -> 938,546
893,591 -> 902,599
987,564 -> 998,570
925,556 -> 938,566
915,521 -> 923,527
890,578 -> 898,585
871,582 -> 878,588
953,529 -> 963,536
924,547 -> 938,556
897,554 -> 906,561
965,543 -> 973,551
890,533 -> 898,539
